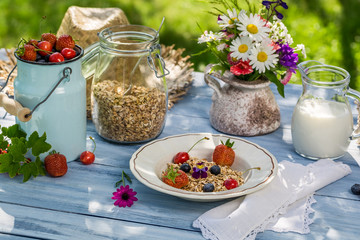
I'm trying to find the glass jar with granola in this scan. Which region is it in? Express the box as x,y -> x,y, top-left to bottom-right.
84,25 -> 169,143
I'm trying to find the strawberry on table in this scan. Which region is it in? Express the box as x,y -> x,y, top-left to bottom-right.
44,151 -> 68,177
55,34 -> 75,51
213,139 -> 235,167
162,166 -> 189,189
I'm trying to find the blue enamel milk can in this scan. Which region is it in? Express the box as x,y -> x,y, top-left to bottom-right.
7,46 -> 86,162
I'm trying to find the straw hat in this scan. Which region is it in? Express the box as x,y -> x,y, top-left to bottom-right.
57,6 -> 129,49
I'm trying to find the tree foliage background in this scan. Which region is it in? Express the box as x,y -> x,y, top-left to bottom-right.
1,0 -> 359,89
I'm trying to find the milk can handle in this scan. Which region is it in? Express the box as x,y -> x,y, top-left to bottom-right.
28,67 -> 72,117
0,66 -> 72,122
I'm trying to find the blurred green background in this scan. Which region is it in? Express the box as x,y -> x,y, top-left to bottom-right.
1,0 -> 360,90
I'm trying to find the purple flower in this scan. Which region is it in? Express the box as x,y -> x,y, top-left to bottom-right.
192,162 -> 208,179
112,185 -> 138,208
276,43 -> 298,73
262,0 -> 288,20
262,1 -> 272,9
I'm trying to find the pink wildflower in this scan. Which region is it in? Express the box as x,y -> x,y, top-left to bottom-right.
112,185 -> 138,208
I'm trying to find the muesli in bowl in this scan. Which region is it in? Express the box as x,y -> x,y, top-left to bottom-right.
161,138 -> 259,192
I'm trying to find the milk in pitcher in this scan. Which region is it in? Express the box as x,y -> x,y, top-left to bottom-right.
291,98 -> 353,159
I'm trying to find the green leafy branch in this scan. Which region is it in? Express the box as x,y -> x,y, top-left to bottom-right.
0,124 -> 52,182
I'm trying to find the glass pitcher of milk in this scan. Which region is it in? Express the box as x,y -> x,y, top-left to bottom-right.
291,60 -> 360,160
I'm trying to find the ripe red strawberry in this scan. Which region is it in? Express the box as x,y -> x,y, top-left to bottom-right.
213,139 -> 235,167
17,44 -> 37,61
27,39 -> 38,46
37,41 -> 53,56
49,52 -> 64,62
44,151 -> 68,177
61,48 -> 76,60
41,33 -> 57,47
56,34 -> 75,51
162,166 -> 189,189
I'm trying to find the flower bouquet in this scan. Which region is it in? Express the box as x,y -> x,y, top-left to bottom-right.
198,0 -> 306,97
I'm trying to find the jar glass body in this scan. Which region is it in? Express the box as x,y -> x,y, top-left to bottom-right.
90,25 -> 168,143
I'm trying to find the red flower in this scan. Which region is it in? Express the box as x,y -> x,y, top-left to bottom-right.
227,52 -> 240,65
230,60 -> 253,76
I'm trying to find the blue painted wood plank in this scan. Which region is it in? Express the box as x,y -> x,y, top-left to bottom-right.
0,202 -> 203,240
1,72 -> 360,240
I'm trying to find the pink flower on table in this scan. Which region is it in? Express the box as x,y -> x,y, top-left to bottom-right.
112,185 -> 138,208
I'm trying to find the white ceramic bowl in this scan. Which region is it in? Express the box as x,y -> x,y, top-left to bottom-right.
130,133 -> 278,202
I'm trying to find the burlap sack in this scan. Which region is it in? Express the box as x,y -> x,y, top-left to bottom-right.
57,6 -> 129,49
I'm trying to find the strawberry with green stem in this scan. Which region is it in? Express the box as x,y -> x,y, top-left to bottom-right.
213,139 -> 235,167
162,165 -> 189,189
173,137 -> 209,164
44,150 -> 68,177
16,39 -> 37,61
80,136 -> 96,165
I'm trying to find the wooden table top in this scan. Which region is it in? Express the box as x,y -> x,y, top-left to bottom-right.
0,72 -> 360,240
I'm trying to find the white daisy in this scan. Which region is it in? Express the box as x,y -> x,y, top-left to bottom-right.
237,13 -> 270,42
229,36 -> 253,60
218,9 -> 246,28
216,43 -> 228,51
268,18 -> 293,45
198,31 -> 224,44
295,44 -> 307,58
249,40 -> 279,73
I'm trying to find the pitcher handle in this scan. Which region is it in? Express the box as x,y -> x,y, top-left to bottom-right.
204,65 -> 222,98
347,88 -> 360,140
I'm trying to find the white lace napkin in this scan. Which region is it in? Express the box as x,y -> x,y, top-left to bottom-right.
193,159 -> 351,240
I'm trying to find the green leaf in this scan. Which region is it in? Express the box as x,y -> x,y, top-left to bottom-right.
115,180 -> 123,188
31,132 -> 52,156
35,157 -> 46,176
8,138 -> 27,160
123,171 -> 132,184
26,131 -> 39,148
211,64 -> 228,75
265,70 -> 285,98
4,124 -> 26,138
0,134 -> 9,150
19,161 -> 33,182
0,124 -> 51,182
0,154 -> 13,173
